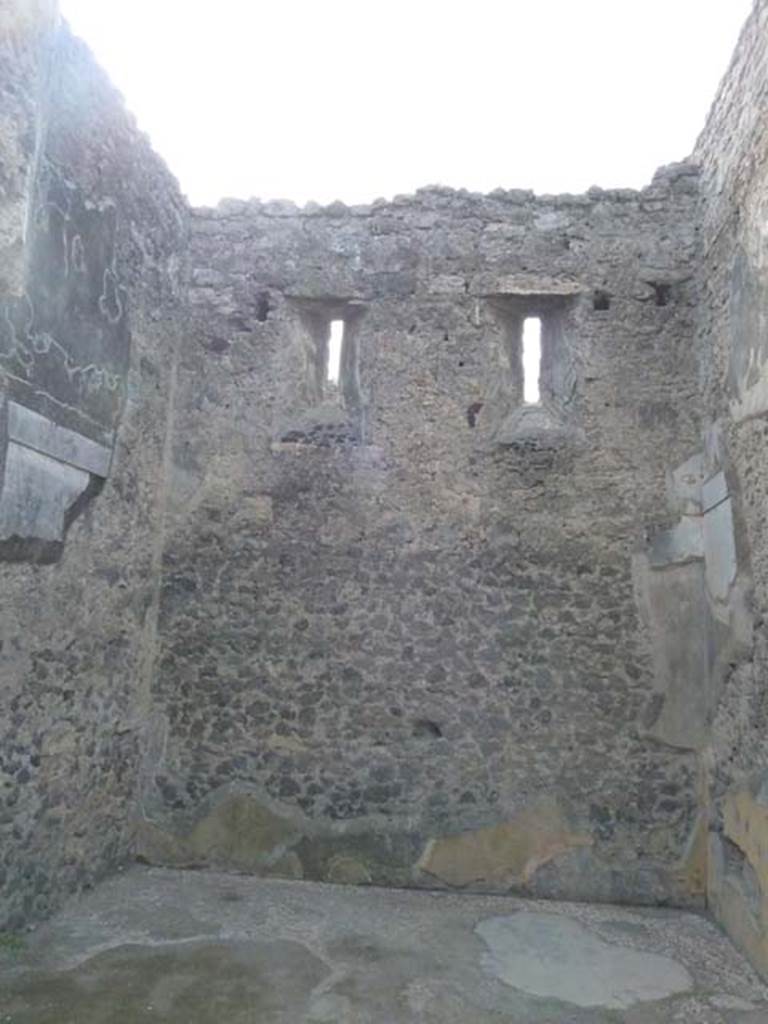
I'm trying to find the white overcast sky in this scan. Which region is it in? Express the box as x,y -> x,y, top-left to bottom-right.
59,1 -> 753,208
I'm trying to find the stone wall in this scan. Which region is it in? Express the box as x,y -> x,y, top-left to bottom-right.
5,0 -> 768,960
140,174 -> 706,904
692,0 -> 768,980
0,7 -> 187,927
0,0 -> 55,299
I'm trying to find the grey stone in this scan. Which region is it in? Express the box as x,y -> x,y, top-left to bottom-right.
0,402 -> 114,548
648,517 -> 704,567
703,497 -> 738,603
7,402 -> 113,477
702,471 -> 729,513
668,453 -> 704,515
0,442 -> 91,542
493,402 -> 580,448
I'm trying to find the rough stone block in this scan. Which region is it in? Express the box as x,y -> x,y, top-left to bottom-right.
647,517 -> 703,567
470,273 -> 583,296
638,560 -> 710,750
703,496 -> 737,602
0,401 -> 112,550
709,786 -> 768,981
7,401 -> 112,476
702,470 -> 728,512
668,452 -> 704,515
0,441 -> 90,543
493,403 -> 579,449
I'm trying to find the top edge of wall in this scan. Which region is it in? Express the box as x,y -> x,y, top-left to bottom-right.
693,0 -> 765,161
190,162 -> 702,221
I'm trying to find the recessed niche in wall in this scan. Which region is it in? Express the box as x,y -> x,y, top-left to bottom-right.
481,292 -> 583,448
275,299 -> 368,448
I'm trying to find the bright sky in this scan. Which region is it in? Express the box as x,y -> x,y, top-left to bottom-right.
60,0 -> 752,208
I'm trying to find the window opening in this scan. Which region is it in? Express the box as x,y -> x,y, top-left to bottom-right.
327,319 -> 344,385
522,316 -> 541,404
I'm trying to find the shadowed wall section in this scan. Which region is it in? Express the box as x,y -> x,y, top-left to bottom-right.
0,5 -> 187,926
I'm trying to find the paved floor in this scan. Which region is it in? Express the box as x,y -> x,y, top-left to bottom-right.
1,867 -> 767,1023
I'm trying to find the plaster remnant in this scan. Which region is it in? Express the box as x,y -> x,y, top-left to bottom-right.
418,800 -> 592,887
476,912 -> 693,1009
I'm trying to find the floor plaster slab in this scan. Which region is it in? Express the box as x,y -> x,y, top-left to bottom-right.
1,867 -> 767,1023
476,912 -> 694,1008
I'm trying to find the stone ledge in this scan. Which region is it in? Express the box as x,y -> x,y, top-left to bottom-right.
0,398 -> 113,555
492,403 -> 583,449
8,401 -> 112,477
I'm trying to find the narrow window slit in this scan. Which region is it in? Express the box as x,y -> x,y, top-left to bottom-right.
327,319 -> 344,385
522,316 -> 541,404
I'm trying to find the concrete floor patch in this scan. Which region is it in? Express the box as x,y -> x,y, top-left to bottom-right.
476,911 -> 693,1009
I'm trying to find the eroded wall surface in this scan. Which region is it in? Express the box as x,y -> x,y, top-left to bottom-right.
141,174 -> 705,904
693,0 -> 768,980
0,9 -> 187,926
5,0 -> 768,944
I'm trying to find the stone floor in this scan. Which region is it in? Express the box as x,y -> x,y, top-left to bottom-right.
1,868 -> 767,1023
